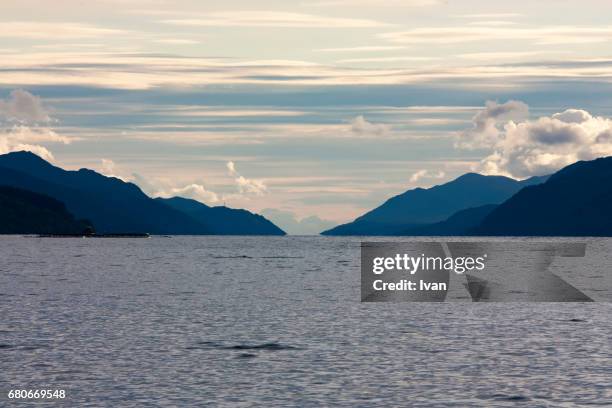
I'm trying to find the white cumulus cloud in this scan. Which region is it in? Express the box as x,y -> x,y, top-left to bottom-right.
409,169 -> 445,183
0,89 -> 51,123
99,160 -> 221,204
100,158 -> 117,176
226,161 -> 237,176
5,125 -> 71,145
99,158 -> 131,182
350,115 -> 390,136
456,100 -> 529,149
0,140 -> 54,162
457,101 -> 612,178
226,161 -> 267,195
0,91 -> 73,161
159,184 -> 220,204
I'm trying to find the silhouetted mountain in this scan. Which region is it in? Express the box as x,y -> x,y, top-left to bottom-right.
157,197 -> 285,235
402,204 -> 498,236
0,186 -> 92,234
0,151 -> 284,235
322,173 -> 547,236
476,157 -> 612,236
0,151 -> 207,234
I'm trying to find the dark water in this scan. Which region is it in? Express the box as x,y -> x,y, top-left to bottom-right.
1,236 -> 611,407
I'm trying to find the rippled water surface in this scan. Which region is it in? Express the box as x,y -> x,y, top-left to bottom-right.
1,236 -> 611,407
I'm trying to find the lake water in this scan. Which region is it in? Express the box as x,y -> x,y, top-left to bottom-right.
1,236 -> 611,407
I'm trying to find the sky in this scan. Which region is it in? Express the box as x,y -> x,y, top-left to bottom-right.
2,0 -> 612,234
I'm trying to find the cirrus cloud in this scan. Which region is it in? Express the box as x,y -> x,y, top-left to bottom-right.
379,26 -> 612,45
306,0 -> 440,6
0,22 -> 125,40
161,11 -> 390,28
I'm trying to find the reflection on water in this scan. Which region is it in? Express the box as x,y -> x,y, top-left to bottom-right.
0,236 -> 611,407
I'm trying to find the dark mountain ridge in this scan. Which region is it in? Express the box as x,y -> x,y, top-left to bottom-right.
0,152 -> 206,234
157,197 -> 285,235
476,156 -> 612,236
0,151 -> 284,235
0,186 -> 91,234
402,204 -> 498,236
322,173 -> 547,236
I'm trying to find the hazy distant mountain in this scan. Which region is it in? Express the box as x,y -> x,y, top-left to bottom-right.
157,197 -> 285,235
402,204 -> 498,236
0,186 -> 91,234
476,156 -> 612,236
260,208 -> 335,235
0,151 -> 284,235
322,173 -> 547,236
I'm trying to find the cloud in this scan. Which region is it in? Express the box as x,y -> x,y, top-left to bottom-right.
457,51 -> 540,60
457,102 -> 612,178
0,90 -> 72,161
0,141 -> 54,162
128,172 -> 159,195
161,11 -> 389,28
379,26 -> 612,45
4,125 -> 71,145
0,22 -> 125,39
98,158 -> 149,184
306,0 -> 440,6
121,161 -> 264,205
154,39 -> 200,45
226,161 -> 237,175
316,45 -> 406,52
260,208 -> 335,235
467,21 -> 519,27
553,109 -> 592,124
98,160 -> 220,204
337,56 -> 436,64
227,161 -> 267,195
235,176 -> 267,195
455,13 -> 522,19
409,169 -> 445,183
158,183 -> 220,204
100,158 -> 116,175
135,174 -> 220,204
5,51 -> 612,90
350,115 -> 390,136
0,89 -> 51,123
99,159 -> 267,206
456,100 -> 529,149
99,158 -> 131,181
